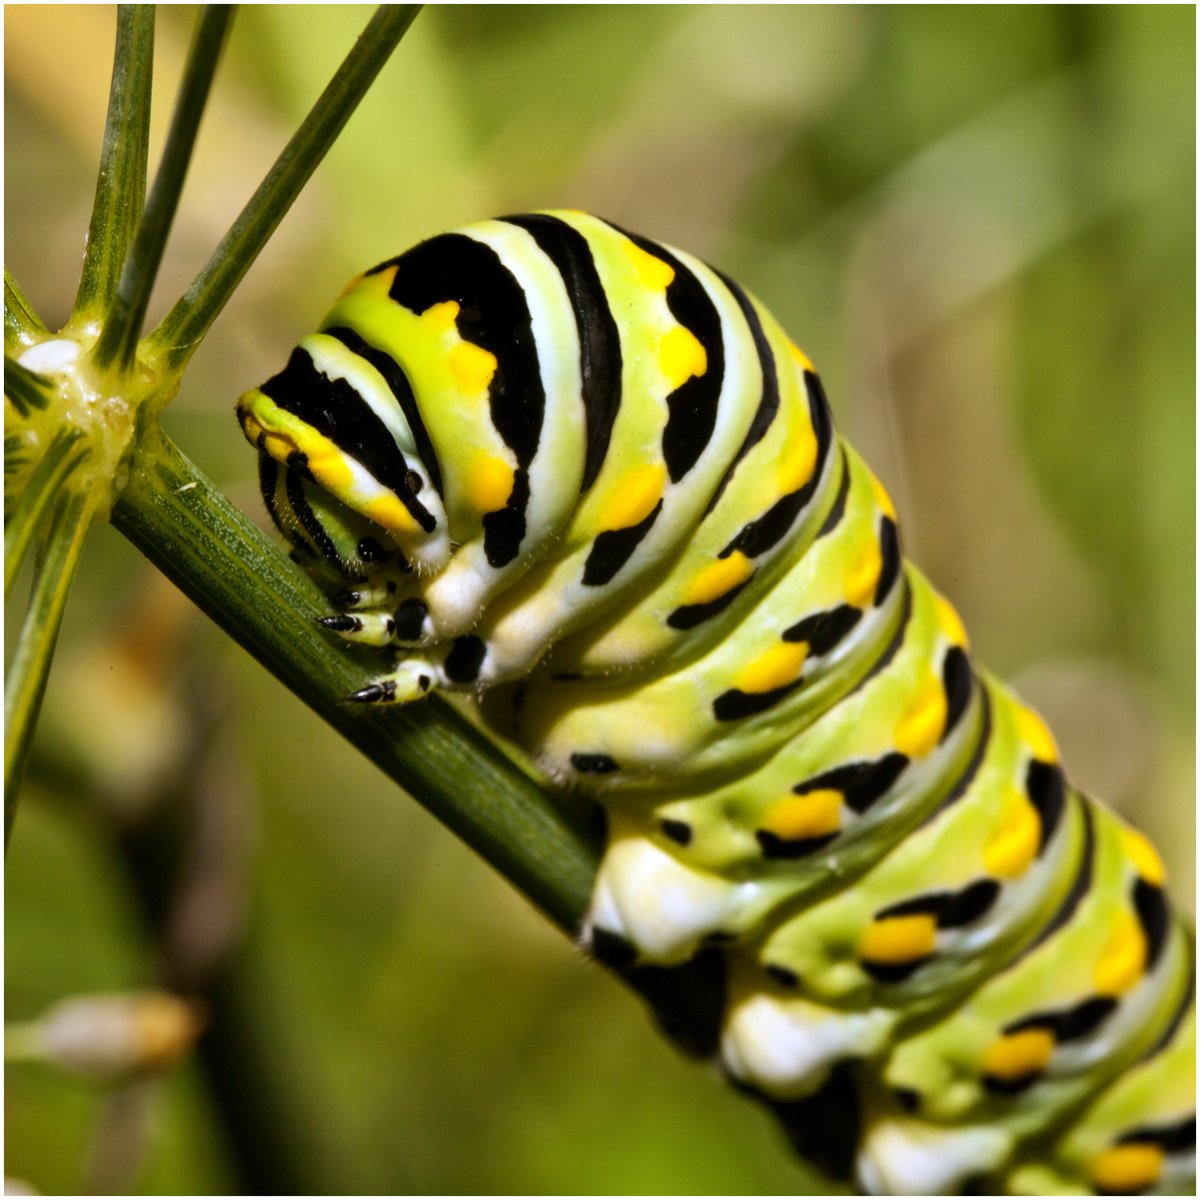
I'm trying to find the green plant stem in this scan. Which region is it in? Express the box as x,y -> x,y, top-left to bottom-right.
4,269 -> 48,353
144,4 -> 422,376
4,430 -> 89,600
111,427 -> 599,930
5,488 -> 97,844
92,6 -> 234,373
110,430 -> 749,1072
70,5 -> 156,330
3,357 -> 55,418
109,436 -> 850,1176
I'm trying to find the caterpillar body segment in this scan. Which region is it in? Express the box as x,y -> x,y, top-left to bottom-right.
1004,1003 -> 1195,1196
541,299 -> 838,684
857,810 -> 1191,1191
237,211 -> 1194,1195
499,443 -> 914,790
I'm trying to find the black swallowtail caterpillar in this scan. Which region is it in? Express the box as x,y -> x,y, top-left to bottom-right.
236,211 -> 1194,1195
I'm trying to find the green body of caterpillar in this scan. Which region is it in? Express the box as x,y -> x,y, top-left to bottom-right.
236,211 -> 1194,1196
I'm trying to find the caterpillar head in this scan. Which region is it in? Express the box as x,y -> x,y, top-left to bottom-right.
253,452 -> 415,586
237,330 -> 451,574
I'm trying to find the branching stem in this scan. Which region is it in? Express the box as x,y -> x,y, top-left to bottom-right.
5,269 -> 48,353
4,428 -> 89,600
111,428 -> 600,929
93,6 -> 234,373
5,487 -> 98,843
144,4 -> 422,377
69,5 -> 156,331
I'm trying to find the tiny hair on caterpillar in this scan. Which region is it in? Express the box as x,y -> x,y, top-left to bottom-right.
236,211 -> 1194,1196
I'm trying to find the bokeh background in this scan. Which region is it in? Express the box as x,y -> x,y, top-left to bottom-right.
5,5 -> 1194,1194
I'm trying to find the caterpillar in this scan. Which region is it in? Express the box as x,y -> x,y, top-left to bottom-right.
236,211 -> 1194,1196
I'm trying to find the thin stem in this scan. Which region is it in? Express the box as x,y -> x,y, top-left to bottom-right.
109,432 -> 741,1049
5,429 -> 89,601
5,488 -> 97,845
4,269 -> 48,353
110,427 -> 598,929
110,436 -> 849,1155
144,4 -> 421,376
69,5 -> 156,330
92,6 -> 234,373
3,356 -> 55,418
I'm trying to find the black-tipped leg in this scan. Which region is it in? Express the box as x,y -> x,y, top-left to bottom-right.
319,614 -> 362,632
343,659 -> 439,705
319,611 -> 397,645
345,680 -> 397,704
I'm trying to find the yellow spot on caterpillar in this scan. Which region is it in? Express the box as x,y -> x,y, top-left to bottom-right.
261,432 -> 296,464
859,914 -> 937,964
1122,827 -> 1167,886
239,411 -> 265,444
307,452 -> 354,494
683,552 -> 753,606
468,454 -> 514,514
1094,912 -> 1147,996
659,325 -> 707,389
604,463 -> 666,531
736,641 -> 808,694
981,1028 -> 1054,1081
788,341 -> 815,372
869,473 -> 897,521
420,299 -> 461,336
894,677 -> 947,759
762,789 -> 842,841
248,396 -> 359,494
350,266 -> 398,299
450,341 -> 498,393
843,535 -> 883,607
1015,704 -> 1058,763
1089,1144 -> 1165,1194
933,593 -> 969,649
778,422 -> 818,493
362,494 -> 419,535
622,240 -> 675,291
984,790 -> 1041,878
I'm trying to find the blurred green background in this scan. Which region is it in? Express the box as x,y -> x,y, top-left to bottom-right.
5,5 -> 1194,1193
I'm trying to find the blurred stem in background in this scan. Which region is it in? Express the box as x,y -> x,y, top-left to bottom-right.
17,573 -> 335,1191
